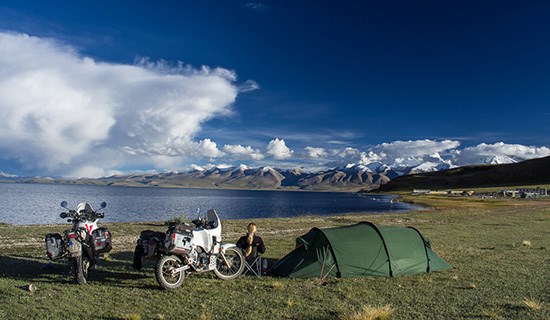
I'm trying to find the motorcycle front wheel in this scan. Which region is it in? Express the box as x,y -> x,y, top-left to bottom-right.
214,247 -> 245,280
155,255 -> 185,290
71,255 -> 89,285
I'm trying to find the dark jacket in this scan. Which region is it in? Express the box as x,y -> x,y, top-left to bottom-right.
236,234 -> 265,259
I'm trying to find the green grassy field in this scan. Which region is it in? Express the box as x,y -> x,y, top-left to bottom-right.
0,196 -> 548,320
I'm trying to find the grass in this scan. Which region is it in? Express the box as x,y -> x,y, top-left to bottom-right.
339,305 -> 395,320
522,298 -> 544,311
0,196 -> 548,319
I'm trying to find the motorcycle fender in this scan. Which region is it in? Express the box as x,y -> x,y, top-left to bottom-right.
219,243 -> 238,254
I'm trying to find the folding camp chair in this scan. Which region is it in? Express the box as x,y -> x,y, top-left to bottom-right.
243,254 -> 262,277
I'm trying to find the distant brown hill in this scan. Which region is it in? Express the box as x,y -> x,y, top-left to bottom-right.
375,156 -> 550,191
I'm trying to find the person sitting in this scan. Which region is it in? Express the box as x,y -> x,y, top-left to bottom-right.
236,222 -> 265,261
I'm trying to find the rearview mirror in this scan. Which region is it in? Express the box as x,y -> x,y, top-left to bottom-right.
100,202 -> 107,209
61,201 -> 68,208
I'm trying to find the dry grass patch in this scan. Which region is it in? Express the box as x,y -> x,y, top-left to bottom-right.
270,280 -> 285,289
199,303 -> 212,320
480,307 -> 503,319
339,305 -> 395,320
522,298 -> 543,311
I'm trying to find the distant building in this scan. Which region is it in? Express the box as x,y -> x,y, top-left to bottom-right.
412,189 -> 431,195
501,190 -> 520,197
517,188 -> 548,197
412,189 -> 474,196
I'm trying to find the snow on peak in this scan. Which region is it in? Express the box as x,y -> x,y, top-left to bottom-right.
261,166 -> 274,172
190,164 -> 205,172
0,171 -> 18,178
237,164 -> 250,170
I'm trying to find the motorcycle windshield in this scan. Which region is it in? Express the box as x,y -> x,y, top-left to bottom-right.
206,209 -> 220,229
77,202 -> 94,213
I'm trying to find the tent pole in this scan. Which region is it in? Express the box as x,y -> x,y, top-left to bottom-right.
319,245 -> 330,279
408,226 -> 431,273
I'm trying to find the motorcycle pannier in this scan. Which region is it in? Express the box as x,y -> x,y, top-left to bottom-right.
92,227 -> 112,254
138,230 -> 166,258
165,223 -> 193,254
45,233 -> 65,260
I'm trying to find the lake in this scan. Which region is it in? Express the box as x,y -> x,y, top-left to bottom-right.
0,183 -> 421,225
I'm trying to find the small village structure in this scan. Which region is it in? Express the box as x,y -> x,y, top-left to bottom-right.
412,189 -> 475,196
413,187 -> 549,198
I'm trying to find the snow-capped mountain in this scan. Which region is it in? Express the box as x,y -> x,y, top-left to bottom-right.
468,155 -> 517,165
0,152 -> 537,191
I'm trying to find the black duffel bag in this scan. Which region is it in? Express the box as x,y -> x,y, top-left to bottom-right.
132,230 -> 165,270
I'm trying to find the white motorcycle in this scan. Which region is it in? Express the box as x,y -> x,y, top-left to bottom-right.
45,201 -> 112,284
143,209 -> 244,290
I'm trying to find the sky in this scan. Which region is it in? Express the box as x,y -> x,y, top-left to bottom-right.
0,0 -> 549,177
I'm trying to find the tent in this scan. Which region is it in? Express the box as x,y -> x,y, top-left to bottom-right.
271,222 -> 451,278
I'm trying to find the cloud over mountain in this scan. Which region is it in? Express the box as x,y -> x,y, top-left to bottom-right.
305,147 -> 327,158
267,138 -> 293,160
312,140 -> 549,175
223,144 -> 264,160
0,32 -> 240,177
0,32 -> 548,179
454,142 -> 550,166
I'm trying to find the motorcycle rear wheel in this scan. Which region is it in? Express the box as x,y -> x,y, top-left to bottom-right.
155,255 -> 185,290
71,256 -> 89,285
214,247 -> 245,280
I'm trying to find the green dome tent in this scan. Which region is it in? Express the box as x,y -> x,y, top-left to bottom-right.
271,222 -> 451,278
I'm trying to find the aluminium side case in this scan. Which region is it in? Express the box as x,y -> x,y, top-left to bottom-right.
45,233 -> 65,260
92,227 -> 112,254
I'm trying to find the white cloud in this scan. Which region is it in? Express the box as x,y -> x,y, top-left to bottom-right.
334,147 -> 362,159
455,142 -> 550,165
223,144 -> 264,160
267,138 -> 293,160
238,80 -> 260,93
373,140 -> 460,159
0,31 -> 239,176
196,139 -> 224,158
305,146 -> 327,158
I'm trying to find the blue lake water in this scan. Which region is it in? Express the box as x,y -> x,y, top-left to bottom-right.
0,183 -> 421,225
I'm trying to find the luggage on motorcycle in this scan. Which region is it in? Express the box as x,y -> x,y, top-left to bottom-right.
92,227 -> 112,254
137,230 -> 165,258
165,223 -> 193,254
45,233 -> 65,260
133,230 -> 166,270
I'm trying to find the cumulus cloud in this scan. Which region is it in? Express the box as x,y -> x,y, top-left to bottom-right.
334,147 -> 362,160
455,142 -> 550,165
372,140 -> 461,159
223,144 -> 264,160
305,146 -> 327,159
267,138 -> 293,160
324,140 -> 461,169
0,31 -> 239,177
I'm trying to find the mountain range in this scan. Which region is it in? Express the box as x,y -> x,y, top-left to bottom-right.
0,154 -> 546,191
377,155 -> 550,191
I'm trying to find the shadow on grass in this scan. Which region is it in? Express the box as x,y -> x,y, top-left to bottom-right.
0,252 -> 154,288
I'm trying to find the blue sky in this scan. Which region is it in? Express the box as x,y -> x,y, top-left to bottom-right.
0,1 -> 548,177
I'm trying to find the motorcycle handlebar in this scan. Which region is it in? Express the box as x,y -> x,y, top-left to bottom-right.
60,210 -> 105,220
